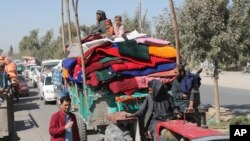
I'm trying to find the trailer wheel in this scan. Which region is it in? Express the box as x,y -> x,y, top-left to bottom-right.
76,114 -> 87,141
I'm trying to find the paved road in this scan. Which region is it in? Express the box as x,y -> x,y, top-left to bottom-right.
14,84 -> 57,141
13,83 -> 101,141
3,80 -> 248,141
200,84 -> 250,114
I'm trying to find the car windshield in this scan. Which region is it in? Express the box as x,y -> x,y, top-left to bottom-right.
43,62 -> 60,72
18,76 -> 26,83
45,77 -> 53,85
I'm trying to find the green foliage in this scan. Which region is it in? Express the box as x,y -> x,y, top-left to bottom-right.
80,24 -> 96,37
18,29 -> 64,62
227,0 -> 250,66
19,29 -> 40,53
230,116 -> 250,125
0,49 -> 3,55
122,12 -> 151,34
59,22 -> 77,44
180,0 -> 230,66
153,9 -> 175,42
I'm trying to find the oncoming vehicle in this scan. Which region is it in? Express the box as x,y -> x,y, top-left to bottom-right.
39,73 -> 56,104
41,60 -> 62,74
32,67 -> 41,88
17,75 -> 29,97
23,64 -> 36,78
28,65 -> 40,80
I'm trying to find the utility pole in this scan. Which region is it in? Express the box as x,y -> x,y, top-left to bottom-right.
72,0 -> 85,84
168,0 -> 181,64
61,0 -> 66,53
66,0 -> 72,45
138,0 -> 142,33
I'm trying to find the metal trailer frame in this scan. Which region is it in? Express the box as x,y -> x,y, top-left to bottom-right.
67,82 -> 147,141
0,93 -> 15,141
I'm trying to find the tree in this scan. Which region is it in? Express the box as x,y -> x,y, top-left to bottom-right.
8,45 -> 14,57
153,9 -> 175,43
59,22 -> 77,44
80,24 -> 96,37
18,28 -> 64,62
227,0 -> 250,67
122,12 -> 151,34
0,49 -> 3,55
18,29 -> 40,55
180,0 -> 230,123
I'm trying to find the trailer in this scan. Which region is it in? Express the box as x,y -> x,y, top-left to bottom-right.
67,83 -> 147,141
61,33 -> 229,141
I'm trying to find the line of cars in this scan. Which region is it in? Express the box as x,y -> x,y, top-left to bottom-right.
38,60 -> 62,104
15,60 -> 62,104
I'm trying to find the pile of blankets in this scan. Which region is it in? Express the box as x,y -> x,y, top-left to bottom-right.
62,31 -> 177,96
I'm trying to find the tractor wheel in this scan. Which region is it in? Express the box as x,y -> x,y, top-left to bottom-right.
76,114 -> 87,141
105,124 -> 132,141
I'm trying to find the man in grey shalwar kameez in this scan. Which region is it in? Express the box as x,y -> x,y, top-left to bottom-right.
127,79 -> 177,140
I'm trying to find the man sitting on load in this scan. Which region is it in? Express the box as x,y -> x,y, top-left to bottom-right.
126,80 -> 178,140
0,62 -> 9,93
171,64 -> 201,122
4,57 -> 19,101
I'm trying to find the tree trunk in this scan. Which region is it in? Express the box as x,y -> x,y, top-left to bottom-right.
168,0 -> 181,64
213,61 -> 221,123
61,0 -> 66,53
66,0 -> 72,45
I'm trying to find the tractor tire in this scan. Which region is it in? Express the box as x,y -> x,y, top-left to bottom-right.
105,124 -> 132,141
76,114 -> 87,141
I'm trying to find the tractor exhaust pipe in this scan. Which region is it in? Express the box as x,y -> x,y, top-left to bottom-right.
198,104 -> 210,128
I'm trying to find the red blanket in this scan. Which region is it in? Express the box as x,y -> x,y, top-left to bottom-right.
85,60 -> 123,74
111,57 -> 175,72
109,77 -> 139,95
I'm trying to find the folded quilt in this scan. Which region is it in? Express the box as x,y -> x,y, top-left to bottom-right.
115,63 -> 176,76
111,57 -> 175,72
109,77 -> 138,95
85,59 -> 123,74
149,45 -> 176,58
96,46 -> 158,67
117,39 -> 149,60
96,68 -> 117,81
136,37 -> 171,46
147,69 -> 176,77
135,76 -> 176,89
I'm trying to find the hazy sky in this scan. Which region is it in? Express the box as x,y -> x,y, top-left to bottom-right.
0,0 -> 183,54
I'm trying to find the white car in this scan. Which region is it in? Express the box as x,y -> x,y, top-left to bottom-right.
39,73 -> 57,104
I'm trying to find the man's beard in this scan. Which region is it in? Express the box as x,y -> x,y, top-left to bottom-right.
177,75 -> 183,81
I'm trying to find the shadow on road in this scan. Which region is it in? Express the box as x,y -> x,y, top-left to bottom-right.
223,104 -> 250,115
15,120 -> 34,132
14,103 -> 40,112
13,91 -> 40,112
